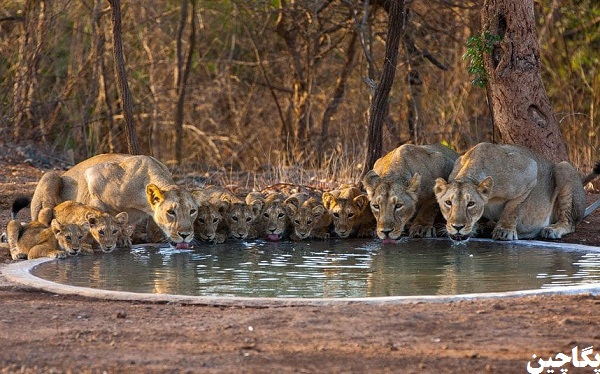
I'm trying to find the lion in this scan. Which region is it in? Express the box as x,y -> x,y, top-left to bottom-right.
29,154 -> 198,249
362,144 -> 459,242
199,185 -> 261,243
285,193 -> 332,240
322,186 -> 375,238
434,142 -> 600,241
251,191 -> 290,241
6,205 -> 86,260
190,188 -> 226,243
52,200 -> 130,253
8,199 -> 88,258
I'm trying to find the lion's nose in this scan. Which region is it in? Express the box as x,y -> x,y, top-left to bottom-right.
380,229 -> 392,236
452,224 -> 465,232
180,233 -> 190,240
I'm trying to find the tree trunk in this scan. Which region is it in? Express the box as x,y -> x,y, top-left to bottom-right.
107,0 -> 140,155
361,0 -> 406,179
174,0 -> 196,165
482,0 -> 568,163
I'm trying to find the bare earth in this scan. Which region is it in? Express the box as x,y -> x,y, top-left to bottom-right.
1,152 -> 599,373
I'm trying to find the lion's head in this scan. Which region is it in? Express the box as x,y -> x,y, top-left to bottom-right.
84,210 -> 129,253
258,192 -> 289,241
220,196 -> 260,240
51,220 -> 89,256
322,187 -> 370,238
192,199 -> 224,242
285,195 -> 327,240
363,170 -> 421,241
434,176 -> 493,241
147,184 -> 198,248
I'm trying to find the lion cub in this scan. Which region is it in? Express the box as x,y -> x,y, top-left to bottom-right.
6,207 -> 85,260
52,201 -> 130,253
363,144 -> 458,242
322,186 -> 375,238
250,191 -> 290,241
285,193 -> 332,241
191,188 -> 226,243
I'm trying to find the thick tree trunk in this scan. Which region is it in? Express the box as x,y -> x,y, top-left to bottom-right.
482,0 -> 568,163
362,0 -> 406,179
107,0 -> 140,155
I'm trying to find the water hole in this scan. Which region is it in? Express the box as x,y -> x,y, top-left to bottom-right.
30,238 -> 600,299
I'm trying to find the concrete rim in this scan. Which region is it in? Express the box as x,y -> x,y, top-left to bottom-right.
3,239 -> 600,307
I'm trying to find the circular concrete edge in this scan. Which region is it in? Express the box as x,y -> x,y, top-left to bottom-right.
2,239 -> 600,307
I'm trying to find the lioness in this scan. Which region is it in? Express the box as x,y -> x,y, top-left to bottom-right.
52,200 -> 129,253
434,142 -> 600,241
363,144 -> 459,242
322,186 -> 375,238
285,193 -> 332,240
29,154 -> 198,248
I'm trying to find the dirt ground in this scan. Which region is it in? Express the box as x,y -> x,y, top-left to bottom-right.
1,148 -> 600,373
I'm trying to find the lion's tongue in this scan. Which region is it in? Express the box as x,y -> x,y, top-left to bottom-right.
382,238 -> 398,244
176,242 -> 191,249
267,234 -> 281,241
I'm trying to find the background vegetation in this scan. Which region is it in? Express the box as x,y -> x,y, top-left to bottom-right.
0,0 -> 598,185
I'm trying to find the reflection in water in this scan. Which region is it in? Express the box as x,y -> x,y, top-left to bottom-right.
31,239 -> 600,298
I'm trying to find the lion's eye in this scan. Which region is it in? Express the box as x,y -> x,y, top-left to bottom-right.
306,220 -> 312,225
232,216 -> 238,222
198,218 -> 205,224
66,235 -> 72,241
395,204 -> 403,210
213,218 -> 219,223
167,209 -> 176,216
99,230 -> 105,236
190,209 -> 197,216
372,204 -> 380,210
246,217 -> 252,222
348,213 -> 354,218
278,213 -> 285,219
113,230 -> 118,235
467,201 -> 475,208
294,220 -> 300,225
445,200 -> 452,207
333,213 -> 339,218
264,213 -> 269,218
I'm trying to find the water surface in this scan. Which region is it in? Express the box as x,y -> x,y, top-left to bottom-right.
31,239 -> 600,298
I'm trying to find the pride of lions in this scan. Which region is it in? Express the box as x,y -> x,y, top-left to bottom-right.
5,142 -> 600,260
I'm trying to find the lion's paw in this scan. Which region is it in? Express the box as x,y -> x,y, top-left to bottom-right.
492,227 -> 518,241
55,251 -> 68,259
409,225 -> 436,238
539,225 -> 570,239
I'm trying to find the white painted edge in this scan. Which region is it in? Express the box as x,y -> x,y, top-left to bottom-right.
3,239 -> 600,307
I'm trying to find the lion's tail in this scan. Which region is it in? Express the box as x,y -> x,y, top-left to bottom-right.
583,161 -> 600,217
11,196 -> 32,220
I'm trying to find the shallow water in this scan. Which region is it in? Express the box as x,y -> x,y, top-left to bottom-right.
31,238 -> 600,298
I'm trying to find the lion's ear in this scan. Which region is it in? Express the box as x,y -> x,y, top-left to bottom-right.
406,173 -> 421,196
434,178 -> 448,198
353,194 -> 369,211
312,205 -> 325,218
146,184 -> 165,207
362,170 -> 380,199
285,203 -> 297,217
478,176 -> 494,200
218,200 -> 230,213
51,219 -> 62,234
85,211 -> 98,227
322,192 -> 335,209
115,212 -> 129,225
